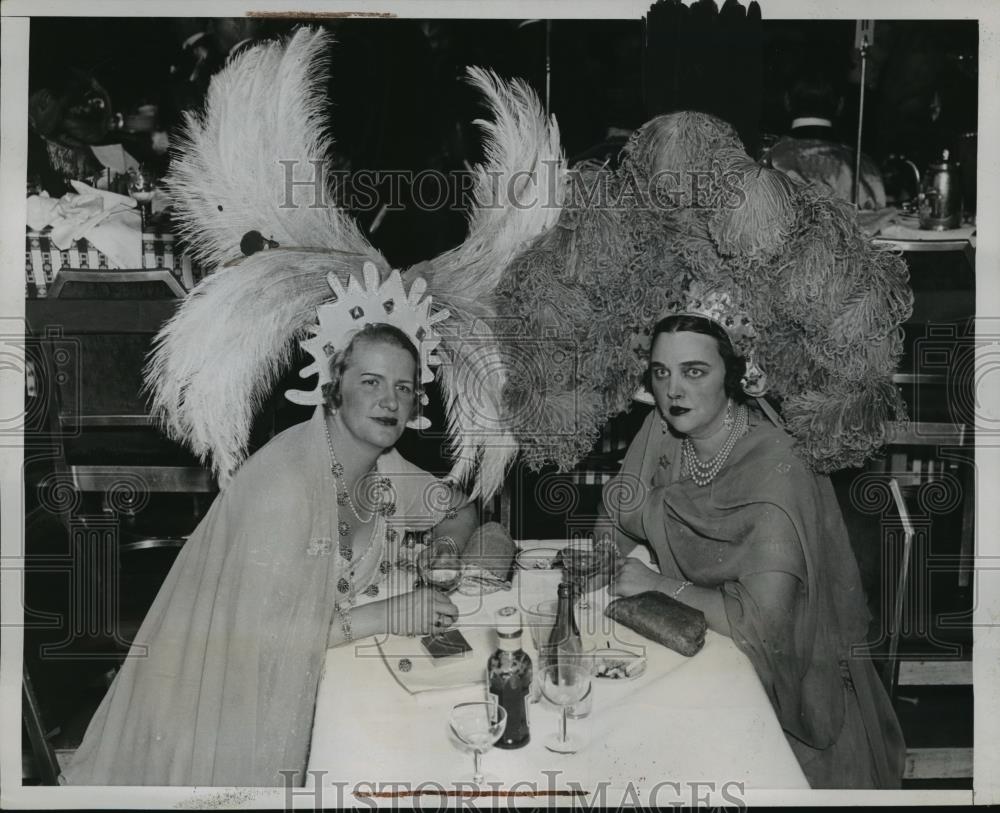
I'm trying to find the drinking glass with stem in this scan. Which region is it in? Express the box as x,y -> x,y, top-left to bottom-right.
449,701 -> 507,785
417,538 -> 465,640
539,662 -> 592,753
562,536 -> 617,610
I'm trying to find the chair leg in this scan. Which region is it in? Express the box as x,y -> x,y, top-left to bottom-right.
22,666 -> 61,785
886,479 -> 915,701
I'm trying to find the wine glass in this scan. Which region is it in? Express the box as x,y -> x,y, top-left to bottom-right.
566,643 -> 598,720
562,538 -> 603,610
417,542 -> 464,643
448,701 -> 507,786
539,662 -> 592,753
126,165 -> 156,231
417,542 -> 465,594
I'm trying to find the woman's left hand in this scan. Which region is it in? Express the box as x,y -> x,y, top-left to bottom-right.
608,557 -> 666,598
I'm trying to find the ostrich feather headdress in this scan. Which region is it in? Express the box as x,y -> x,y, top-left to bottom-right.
145,27 -> 567,498
496,110 -> 913,473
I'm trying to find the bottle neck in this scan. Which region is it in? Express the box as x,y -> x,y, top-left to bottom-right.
556,585 -> 578,633
497,631 -> 523,653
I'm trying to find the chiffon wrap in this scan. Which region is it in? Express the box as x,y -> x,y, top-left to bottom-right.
603,407 -> 905,788
62,407 -> 447,786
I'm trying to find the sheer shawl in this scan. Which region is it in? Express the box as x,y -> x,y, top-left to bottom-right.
62,407 -> 447,786
603,408 -> 904,787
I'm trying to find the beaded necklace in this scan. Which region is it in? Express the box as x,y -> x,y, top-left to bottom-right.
680,402 -> 749,487
324,414 -> 379,528
324,413 -> 397,611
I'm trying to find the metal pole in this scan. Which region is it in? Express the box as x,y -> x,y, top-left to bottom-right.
853,40 -> 868,207
545,20 -> 552,118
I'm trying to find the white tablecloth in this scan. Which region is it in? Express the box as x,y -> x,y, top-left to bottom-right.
307,540 -> 809,800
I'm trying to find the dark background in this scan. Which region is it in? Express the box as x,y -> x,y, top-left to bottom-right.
27,13 -> 979,267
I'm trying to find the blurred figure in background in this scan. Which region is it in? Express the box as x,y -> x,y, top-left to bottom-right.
765,72 -> 887,211
27,69 -> 117,194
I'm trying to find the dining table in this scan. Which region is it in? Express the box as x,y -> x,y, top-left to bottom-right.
306,539 -> 809,805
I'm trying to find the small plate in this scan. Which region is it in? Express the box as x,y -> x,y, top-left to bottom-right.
515,547 -> 561,570
591,648 -> 647,680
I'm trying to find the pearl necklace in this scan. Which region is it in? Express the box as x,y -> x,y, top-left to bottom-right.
324,413 -> 394,536
681,403 -> 748,487
322,413 -> 398,607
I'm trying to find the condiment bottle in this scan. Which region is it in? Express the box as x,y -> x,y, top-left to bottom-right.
487,606 -> 532,749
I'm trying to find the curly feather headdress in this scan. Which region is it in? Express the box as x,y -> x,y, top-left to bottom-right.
144,28 -> 567,498
497,110 -> 913,473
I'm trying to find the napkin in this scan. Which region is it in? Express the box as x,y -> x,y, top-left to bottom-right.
454,566 -> 511,595
605,590 -> 707,657
26,181 -> 141,269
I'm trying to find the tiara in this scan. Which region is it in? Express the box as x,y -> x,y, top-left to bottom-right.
285,261 -> 450,406
672,285 -> 757,359
634,282 -> 768,402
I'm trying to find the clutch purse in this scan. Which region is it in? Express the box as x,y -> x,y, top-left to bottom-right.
604,590 -> 707,657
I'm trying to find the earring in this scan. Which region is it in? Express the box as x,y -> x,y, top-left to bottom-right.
741,357 -> 768,397
659,415 -> 670,434
723,399 -> 734,430
406,392 -> 431,430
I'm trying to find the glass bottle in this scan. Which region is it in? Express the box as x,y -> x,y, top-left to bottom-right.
487,606 -> 532,749
544,580 -> 582,672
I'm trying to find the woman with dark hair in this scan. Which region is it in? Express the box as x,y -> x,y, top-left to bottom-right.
598,306 -> 906,789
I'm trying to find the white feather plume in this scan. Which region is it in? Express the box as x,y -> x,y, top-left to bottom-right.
421,67 -> 567,311
165,28 -> 372,269
435,324 -> 517,501
418,67 -> 567,497
149,32 -> 564,501
145,251 -> 387,484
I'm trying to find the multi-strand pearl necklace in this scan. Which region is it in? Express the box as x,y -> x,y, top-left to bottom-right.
681,402 -> 749,487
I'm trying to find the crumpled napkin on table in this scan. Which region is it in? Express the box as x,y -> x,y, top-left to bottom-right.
27,181 -> 141,269
454,567 -> 511,595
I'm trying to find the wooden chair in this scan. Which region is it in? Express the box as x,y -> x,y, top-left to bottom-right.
30,275 -> 216,552
22,666 -> 61,785
26,279 -> 218,668
862,421 -> 972,691
23,276 -> 220,777
873,421 -> 973,783
492,408 -> 646,539
48,267 -> 186,299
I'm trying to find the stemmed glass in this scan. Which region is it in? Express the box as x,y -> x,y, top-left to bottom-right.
539,663 -> 592,753
417,537 -> 465,592
417,543 -> 464,641
126,165 -> 156,231
562,538 -> 602,610
418,554 -> 464,593
449,701 -> 507,785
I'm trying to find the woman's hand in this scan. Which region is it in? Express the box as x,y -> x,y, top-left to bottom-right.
608,557 -> 666,598
387,587 -> 458,637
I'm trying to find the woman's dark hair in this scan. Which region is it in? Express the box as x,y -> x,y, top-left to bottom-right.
322,322 -> 420,410
646,314 -> 748,402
